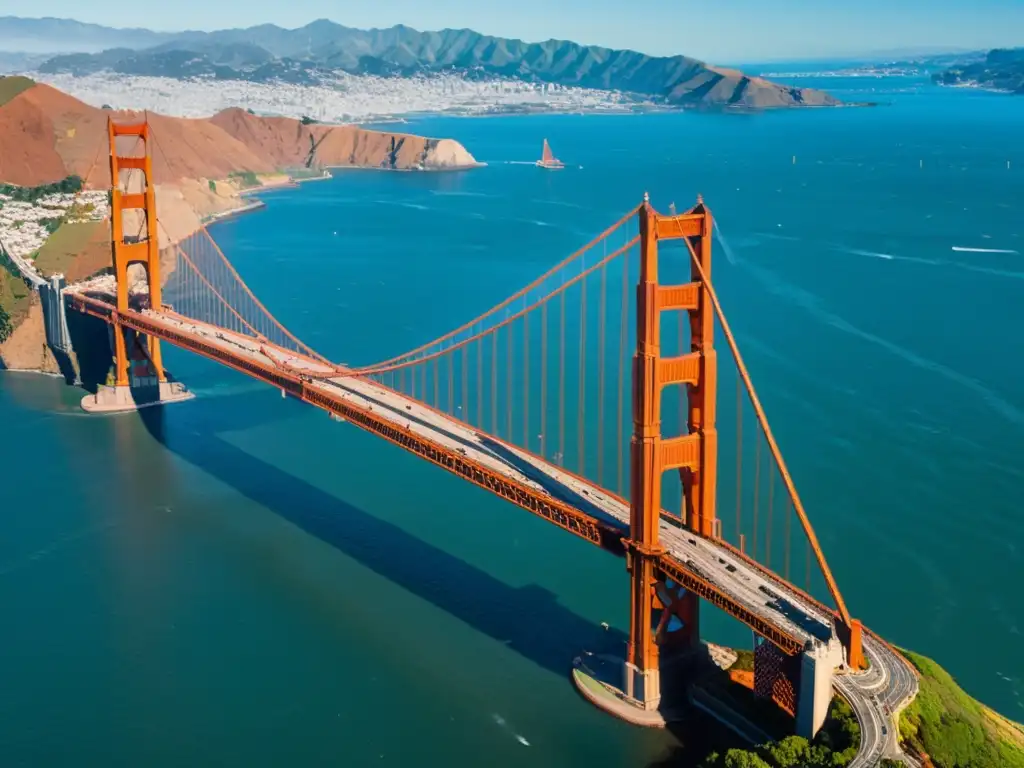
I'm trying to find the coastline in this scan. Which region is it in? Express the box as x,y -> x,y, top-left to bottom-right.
325,161 -> 487,174
202,198 -> 266,224
238,172 -> 336,198
0,367 -> 63,378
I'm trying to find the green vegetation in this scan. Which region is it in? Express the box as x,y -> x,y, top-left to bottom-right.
0,250 -> 31,335
208,179 -> 217,192
32,221 -> 103,278
285,165 -> 329,180
0,302 -> 12,343
700,698 -> 861,768
300,115 -> 318,125
0,176 -> 84,204
731,649 -> 755,672
0,75 -> 35,107
228,170 -> 260,189
899,650 -> 1024,768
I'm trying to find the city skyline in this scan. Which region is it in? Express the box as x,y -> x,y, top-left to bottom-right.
8,1 -> 1024,63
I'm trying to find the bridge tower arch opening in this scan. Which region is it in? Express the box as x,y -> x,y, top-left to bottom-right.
107,117 -> 165,388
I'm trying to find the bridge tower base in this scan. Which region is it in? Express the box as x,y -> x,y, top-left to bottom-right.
81,327 -> 193,413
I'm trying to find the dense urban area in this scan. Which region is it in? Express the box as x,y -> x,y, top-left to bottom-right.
35,71 -> 649,122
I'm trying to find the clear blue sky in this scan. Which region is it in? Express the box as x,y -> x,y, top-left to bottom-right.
31,0 -> 1024,63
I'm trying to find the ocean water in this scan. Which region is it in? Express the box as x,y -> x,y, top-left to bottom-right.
2,77 -> 1023,765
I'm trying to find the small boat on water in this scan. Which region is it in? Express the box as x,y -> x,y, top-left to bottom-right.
536,139 -> 565,170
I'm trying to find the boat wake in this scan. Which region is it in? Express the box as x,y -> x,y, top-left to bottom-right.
845,248 -> 894,260
836,247 -> 941,266
952,246 -> 1019,255
491,713 -> 530,746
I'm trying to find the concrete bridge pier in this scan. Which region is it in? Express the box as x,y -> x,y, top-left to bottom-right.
81,325 -> 193,413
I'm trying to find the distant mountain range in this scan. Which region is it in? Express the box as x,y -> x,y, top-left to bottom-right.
1,16 -> 842,110
933,47 -> 1024,93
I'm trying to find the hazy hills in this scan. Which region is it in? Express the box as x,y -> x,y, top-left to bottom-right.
934,47 -> 1024,94
2,16 -> 841,110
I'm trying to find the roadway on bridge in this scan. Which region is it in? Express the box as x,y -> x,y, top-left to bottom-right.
67,291 -> 919,765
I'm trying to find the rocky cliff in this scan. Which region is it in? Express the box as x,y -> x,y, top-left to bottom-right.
208,108 -> 480,171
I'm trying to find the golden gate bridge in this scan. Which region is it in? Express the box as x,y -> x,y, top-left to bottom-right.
63,118 -> 919,766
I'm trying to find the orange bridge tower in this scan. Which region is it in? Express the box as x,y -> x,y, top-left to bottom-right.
80,117 -> 193,413
623,193 -> 717,708
574,194 -> 863,737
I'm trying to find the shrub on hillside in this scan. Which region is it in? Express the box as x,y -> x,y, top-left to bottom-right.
0,303 -> 12,343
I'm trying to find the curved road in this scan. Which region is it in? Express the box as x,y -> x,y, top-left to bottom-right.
65,290 -> 921,766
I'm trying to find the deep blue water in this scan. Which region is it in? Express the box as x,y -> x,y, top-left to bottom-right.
1,78 -> 1023,765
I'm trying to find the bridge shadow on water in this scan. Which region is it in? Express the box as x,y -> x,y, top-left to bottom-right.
135,389 -> 749,767
136,389 -> 626,679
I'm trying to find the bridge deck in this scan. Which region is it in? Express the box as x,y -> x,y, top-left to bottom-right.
66,289 -> 918,766
73,289 -> 832,649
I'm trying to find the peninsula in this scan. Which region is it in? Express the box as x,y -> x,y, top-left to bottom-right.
934,47 -> 1024,93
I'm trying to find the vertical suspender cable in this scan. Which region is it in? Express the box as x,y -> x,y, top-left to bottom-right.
597,263 -> 607,485
506,323 -> 513,441
448,352 -> 454,415
491,331 -> 498,434
541,302 -> 548,458
617,246 -> 628,495
559,290 -> 566,466
785,501 -> 792,581
523,314 -> 530,450
766,472 -> 774,569
437,355 -> 443,410
461,345 -> 468,421
753,431 -> 761,561
806,540 -> 812,593
578,276 -> 587,476
736,378 -> 743,548
476,337 -> 483,428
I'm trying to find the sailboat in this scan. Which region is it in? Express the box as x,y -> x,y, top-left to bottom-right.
536,139 -> 565,170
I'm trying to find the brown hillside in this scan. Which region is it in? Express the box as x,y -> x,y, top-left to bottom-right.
208,108 -> 473,171
1,83 -> 477,190
0,87 -> 66,186
16,85 -> 273,186
16,82 -> 109,184
208,108 -> 315,168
